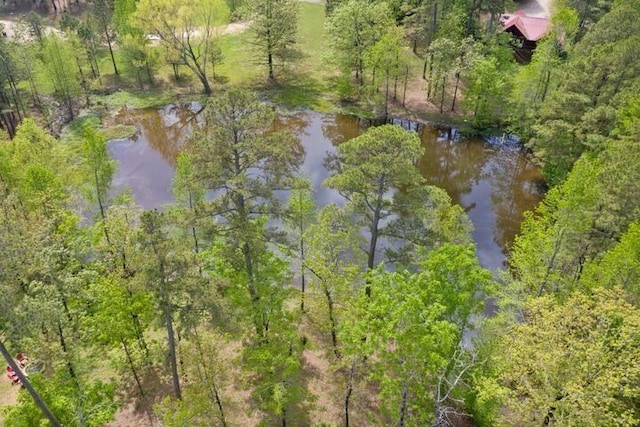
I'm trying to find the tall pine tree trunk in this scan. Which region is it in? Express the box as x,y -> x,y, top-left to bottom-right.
105,30 -> 118,75
121,338 -> 145,397
299,230 -> 306,312
193,329 -> 227,427
324,287 -> 340,359
451,72 -> 460,111
344,359 -> 357,427
366,177 -> 386,295
399,380 -> 408,426
163,297 -> 181,400
0,339 -> 62,427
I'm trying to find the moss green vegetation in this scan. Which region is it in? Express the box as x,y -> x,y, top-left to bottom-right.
3,0 -> 640,425
61,112 -> 136,144
60,113 -> 102,144
94,90 -> 177,110
215,29 -> 262,86
99,124 -> 138,140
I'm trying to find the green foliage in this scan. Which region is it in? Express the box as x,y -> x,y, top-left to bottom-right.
81,123 -> 116,219
508,154 -> 602,297
304,204 -> 365,354
248,0 -> 299,80
283,179 -> 315,311
325,124 -> 466,270
386,181 -> 472,268
134,0 -> 230,94
172,151 -> 206,211
488,90 -> 640,421
463,55 -> 509,128
190,88 -> 303,205
95,90 -> 175,110
95,196 -> 142,274
114,0 -> 139,35
581,222 -> 640,302
509,136 -> 640,298
83,275 -> 154,347
12,3 -> 640,424
99,124 -> 138,141
363,26 -> 408,112
417,244 -> 493,328
155,329 -> 229,426
527,0 -> 640,184
119,33 -> 161,87
508,7 -> 579,135
38,34 -> 82,119
184,98 -> 306,427
189,89 -> 304,320
477,288 -> 640,426
242,316 -> 307,425
0,119 -> 73,212
21,165 -> 66,212
324,123 -> 423,206
284,179 -> 315,242
3,370 -> 118,427
324,0 -> 394,94
558,0 -> 614,38
340,249 -> 491,425
0,34 -> 24,137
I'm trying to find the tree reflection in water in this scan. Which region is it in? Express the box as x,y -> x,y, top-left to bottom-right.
107,104 -> 544,272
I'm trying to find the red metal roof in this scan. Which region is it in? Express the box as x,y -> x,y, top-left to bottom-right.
500,13 -> 550,41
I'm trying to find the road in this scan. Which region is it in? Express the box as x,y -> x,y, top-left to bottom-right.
516,0 -> 552,18
0,18 -> 60,38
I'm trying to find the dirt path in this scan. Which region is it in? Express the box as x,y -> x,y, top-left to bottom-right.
218,21 -> 249,36
0,380 -> 19,426
516,0 -> 552,18
0,18 -> 60,38
1,19 -> 23,38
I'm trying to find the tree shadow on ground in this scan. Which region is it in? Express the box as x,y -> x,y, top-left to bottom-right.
110,366 -> 173,427
260,70 -> 332,111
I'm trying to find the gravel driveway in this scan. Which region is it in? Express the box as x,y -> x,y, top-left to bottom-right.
516,0 -> 552,18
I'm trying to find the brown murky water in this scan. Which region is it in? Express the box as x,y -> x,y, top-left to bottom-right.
107,105 -> 545,272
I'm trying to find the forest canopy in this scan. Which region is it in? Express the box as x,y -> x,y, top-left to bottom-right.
1,0 -> 639,425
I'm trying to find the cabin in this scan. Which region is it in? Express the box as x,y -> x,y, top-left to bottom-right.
500,12 -> 550,63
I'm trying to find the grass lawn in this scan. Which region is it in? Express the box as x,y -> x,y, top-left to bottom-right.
215,3 -> 335,111
93,90 -> 178,111
265,2 -> 336,111
17,1 -> 419,118
13,0 -> 464,131
216,29 -> 263,86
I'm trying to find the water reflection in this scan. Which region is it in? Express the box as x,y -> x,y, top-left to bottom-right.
107,105 -> 544,271
321,113 -> 362,145
415,126 -> 545,270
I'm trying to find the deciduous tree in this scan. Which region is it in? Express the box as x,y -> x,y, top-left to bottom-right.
38,34 -> 81,120
304,204 -> 364,357
324,0 -> 393,89
477,289 -> 640,426
135,0 -> 230,94
91,0 -> 119,75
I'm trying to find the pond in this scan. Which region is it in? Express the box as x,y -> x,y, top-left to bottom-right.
107,104 -> 545,273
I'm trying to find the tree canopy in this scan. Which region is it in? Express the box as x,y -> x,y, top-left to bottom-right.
1,0 -> 640,424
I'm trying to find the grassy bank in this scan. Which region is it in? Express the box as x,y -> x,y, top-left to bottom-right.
9,1 -> 467,141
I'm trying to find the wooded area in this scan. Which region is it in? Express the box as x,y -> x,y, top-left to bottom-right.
1,0 -> 640,425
